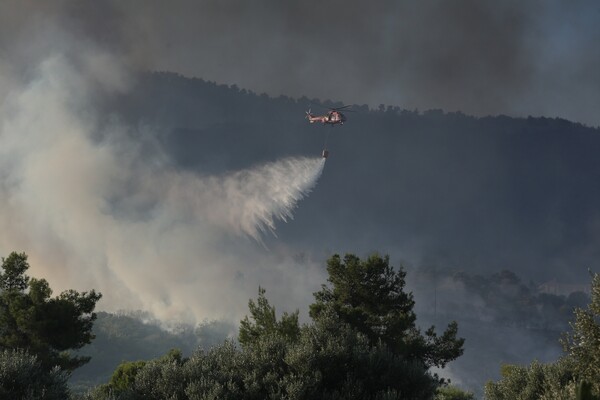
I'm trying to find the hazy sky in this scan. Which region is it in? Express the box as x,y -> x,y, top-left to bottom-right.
1,0 -> 599,126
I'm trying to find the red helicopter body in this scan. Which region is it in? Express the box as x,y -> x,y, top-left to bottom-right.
305,105 -> 352,126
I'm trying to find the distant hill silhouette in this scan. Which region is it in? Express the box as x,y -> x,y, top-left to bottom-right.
105,72 -> 600,282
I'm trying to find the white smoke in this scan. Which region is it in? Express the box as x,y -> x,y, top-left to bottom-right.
0,50 -> 326,323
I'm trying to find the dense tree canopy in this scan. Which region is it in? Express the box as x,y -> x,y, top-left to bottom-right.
310,253 -> 464,369
561,272 -> 600,390
485,271 -> 600,399
238,286 -> 300,348
0,252 -> 102,372
87,253 -> 465,399
0,349 -> 70,399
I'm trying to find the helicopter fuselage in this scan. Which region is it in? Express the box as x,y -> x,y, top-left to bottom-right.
306,110 -> 346,125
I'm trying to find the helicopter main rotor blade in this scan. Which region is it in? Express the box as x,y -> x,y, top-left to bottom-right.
310,103 -> 353,111
332,105 -> 353,110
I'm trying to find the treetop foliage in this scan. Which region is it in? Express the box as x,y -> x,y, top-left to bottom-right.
310,253 -> 464,369
238,286 -> 300,348
82,253 -> 464,399
485,271 -> 600,399
0,252 -> 102,372
0,349 -> 70,400
560,271 -> 600,394
0,252 -> 30,292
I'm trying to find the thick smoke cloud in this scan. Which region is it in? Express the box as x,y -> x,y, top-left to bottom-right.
0,21 -> 326,323
2,1 -> 599,126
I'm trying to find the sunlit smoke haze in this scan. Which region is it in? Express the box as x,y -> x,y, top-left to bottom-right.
0,37 -> 327,323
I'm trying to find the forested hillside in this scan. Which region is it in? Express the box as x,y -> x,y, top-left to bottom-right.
105,72 -> 600,283
4,71 -> 600,397
90,72 -> 600,394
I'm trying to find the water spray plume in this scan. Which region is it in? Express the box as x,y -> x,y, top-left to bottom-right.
222,156 -> 326,240
0,52 -> 327,322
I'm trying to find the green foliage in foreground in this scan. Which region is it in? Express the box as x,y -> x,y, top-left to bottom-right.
562,272 -> 600,392
435,385 -> 475,400
70,311 -> 235,390
484,359 -> 576,400
239,286 -> 300,347
83,315 -> 438,399
0,252 -> 102,372
310,254 -> 464,369
82,253 -> 464,399
485,272 -> 600,399
0,349 -> 70,399
577,381 -> 600,400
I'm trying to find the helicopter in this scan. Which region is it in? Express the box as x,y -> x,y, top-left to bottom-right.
305,105 -> 353,126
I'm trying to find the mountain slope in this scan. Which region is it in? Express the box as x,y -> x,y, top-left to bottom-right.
106,72 -> 600,282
